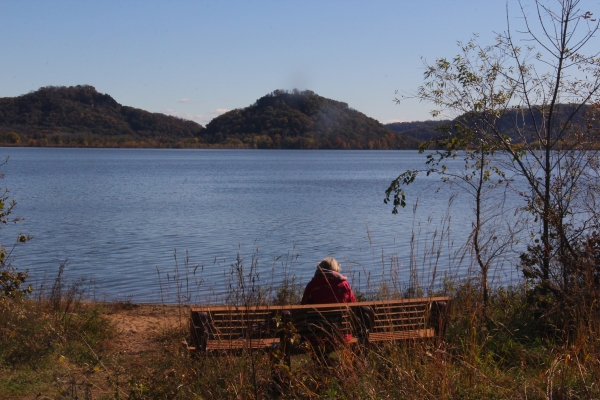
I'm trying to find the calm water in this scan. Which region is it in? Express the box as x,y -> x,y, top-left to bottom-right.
1,148 -> 520,303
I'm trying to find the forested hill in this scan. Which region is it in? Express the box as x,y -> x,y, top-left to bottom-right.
385,104 -> 596,144
385,120 -> 451,142
0,86 -> 594,149
0,85 -> 203,147
200,90 -> 420,149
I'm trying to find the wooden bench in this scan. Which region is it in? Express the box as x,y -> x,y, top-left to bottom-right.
187,296 -> 450,363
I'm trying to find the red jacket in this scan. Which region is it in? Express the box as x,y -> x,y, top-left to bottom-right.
301,269 -> 356,305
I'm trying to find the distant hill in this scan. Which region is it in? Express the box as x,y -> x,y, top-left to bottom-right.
385,120 -> 451,142
0,85 -> 203,147
385,105 -> 597,145
9,86 -> 589,150
200,90 -> 420,149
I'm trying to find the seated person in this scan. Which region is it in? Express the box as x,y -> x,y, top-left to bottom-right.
301,257 -> 356,305
301,258 -> 356,361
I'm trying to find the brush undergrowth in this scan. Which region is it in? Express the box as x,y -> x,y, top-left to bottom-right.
2,212 -> 600,398
0,264 -> 113,399
2,261 -> 600,399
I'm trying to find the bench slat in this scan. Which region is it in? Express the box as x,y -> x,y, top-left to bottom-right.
374,311 -> 428,318
373,308 -> 429,315
208,317 -> 274,322
206,338 -> 280,350
190,297 -> 450,313
371,324 -> 431,332
193,330 -> 437,351
204,333 -> 275,339
198,330 -> 436,351
372,316 -> 427,325
369,329 -> 435,341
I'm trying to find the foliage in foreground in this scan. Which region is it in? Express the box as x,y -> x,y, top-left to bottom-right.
0,157 -> 32,300
0,277 -> 113,399
3,272 -> 600,399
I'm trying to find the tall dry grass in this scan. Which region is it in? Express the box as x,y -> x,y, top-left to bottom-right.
0,262 -> 113,398
3,206 -> 600,399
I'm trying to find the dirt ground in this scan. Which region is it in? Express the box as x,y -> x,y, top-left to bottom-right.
102,303 -> 189,355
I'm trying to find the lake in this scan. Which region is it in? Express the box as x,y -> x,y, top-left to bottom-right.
1,148 -> 522,303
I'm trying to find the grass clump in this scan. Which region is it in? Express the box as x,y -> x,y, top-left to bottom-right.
0,267 -> 114,398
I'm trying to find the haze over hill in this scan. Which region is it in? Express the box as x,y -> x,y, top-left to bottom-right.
200,89 -> 420,149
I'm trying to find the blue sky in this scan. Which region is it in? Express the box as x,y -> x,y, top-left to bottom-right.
1,1 -> 526,125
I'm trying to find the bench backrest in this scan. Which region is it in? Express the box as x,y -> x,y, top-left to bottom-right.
290,305 -> 353,339
191,307 -> 278,343
189,297 -> 450,351
371,298 -> 436,332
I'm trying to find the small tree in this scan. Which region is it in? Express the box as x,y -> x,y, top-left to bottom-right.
386,119 -> 515,317
387,0 -> 600,325
0,157 -> 32,299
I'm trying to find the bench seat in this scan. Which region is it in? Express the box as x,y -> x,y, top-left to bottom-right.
187,327 -> 437,353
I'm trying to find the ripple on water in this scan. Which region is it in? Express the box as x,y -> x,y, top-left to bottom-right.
2,148 -> 521,302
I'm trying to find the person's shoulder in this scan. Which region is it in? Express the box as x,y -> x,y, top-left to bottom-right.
340,279 -> 352,287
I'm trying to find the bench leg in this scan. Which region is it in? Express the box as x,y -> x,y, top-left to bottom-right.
270,310 -> 292,394
354,305 -> 374,357
308,339 -> 338,369
190,311 -> 208,354
430,301 -> 449,345
281,310 -> 292,368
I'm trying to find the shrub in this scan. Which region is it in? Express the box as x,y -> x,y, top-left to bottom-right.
0,157 -> 32,300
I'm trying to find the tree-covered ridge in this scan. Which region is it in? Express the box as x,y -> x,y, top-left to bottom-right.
0,85 -> 203,147
200,89 -> 420,149
385,120 -> 451,142
385,105 -> 595,144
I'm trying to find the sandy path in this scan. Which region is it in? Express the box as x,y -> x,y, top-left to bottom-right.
103,303 -> 189,355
